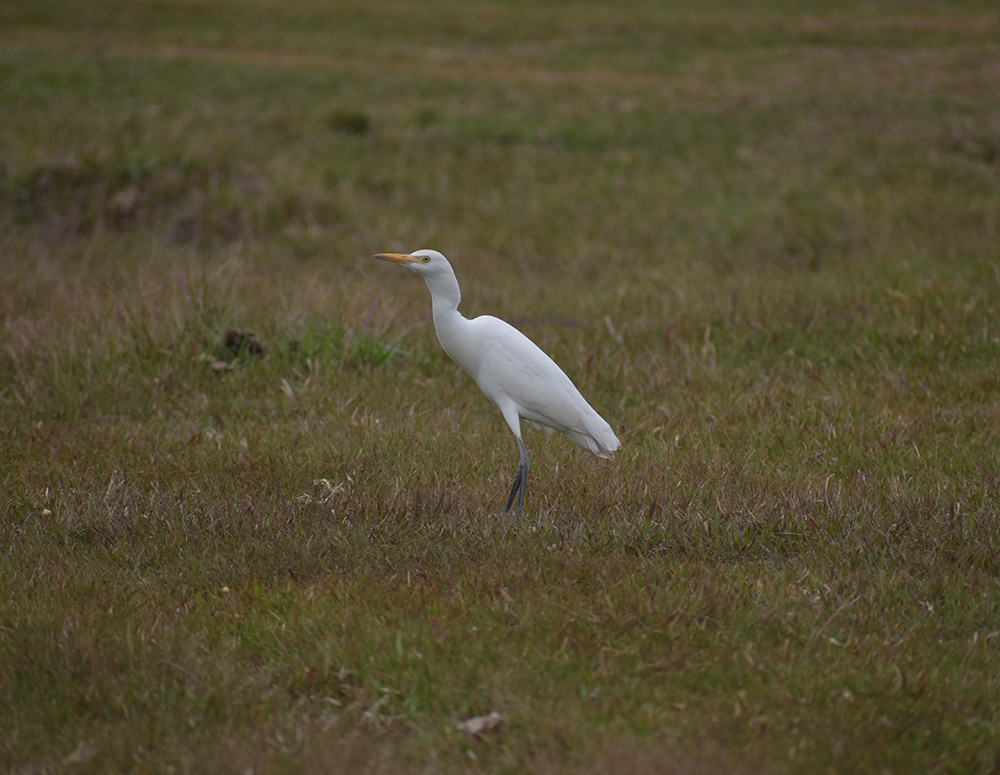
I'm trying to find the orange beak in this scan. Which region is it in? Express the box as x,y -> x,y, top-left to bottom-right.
373,253 -> 414,264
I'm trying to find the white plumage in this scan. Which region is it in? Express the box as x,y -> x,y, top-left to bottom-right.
374,249 -> 619,515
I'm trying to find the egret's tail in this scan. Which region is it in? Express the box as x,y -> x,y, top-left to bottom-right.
567,410 -> 620,459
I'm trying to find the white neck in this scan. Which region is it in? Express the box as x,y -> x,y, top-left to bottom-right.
423,266 -> 462,323
420,265 -> 471,364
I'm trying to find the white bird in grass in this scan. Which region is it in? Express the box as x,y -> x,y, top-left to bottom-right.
373,249 -> 620,516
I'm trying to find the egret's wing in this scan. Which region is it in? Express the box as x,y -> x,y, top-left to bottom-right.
465,316 -> 619,456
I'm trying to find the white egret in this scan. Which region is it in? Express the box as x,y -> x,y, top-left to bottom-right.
373,249 -> 620,516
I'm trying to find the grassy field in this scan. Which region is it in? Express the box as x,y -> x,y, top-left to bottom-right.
3,0 -> 1000,772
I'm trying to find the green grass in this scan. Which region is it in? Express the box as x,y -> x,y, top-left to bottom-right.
2,1 -> 1000,772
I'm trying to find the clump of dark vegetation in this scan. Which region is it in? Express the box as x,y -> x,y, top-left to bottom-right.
327,108 -> 372,136
224,328 -> 265,357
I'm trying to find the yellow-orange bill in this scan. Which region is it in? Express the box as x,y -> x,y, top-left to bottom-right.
373,253 -> 413,263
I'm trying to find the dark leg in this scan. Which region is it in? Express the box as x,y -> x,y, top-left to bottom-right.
503,437 -> 530,517
503,468 -> 521,516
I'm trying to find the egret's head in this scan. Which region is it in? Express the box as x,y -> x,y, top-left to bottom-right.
373,249 -> 450,276
373,249 -> 461,307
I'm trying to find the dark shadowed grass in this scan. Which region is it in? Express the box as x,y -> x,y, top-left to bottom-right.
3,0 -> 1000,772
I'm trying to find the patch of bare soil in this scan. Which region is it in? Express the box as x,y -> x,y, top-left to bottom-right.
1,155 -> 269,245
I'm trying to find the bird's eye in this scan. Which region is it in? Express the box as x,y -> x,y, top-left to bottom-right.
421,255 -> 431,263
